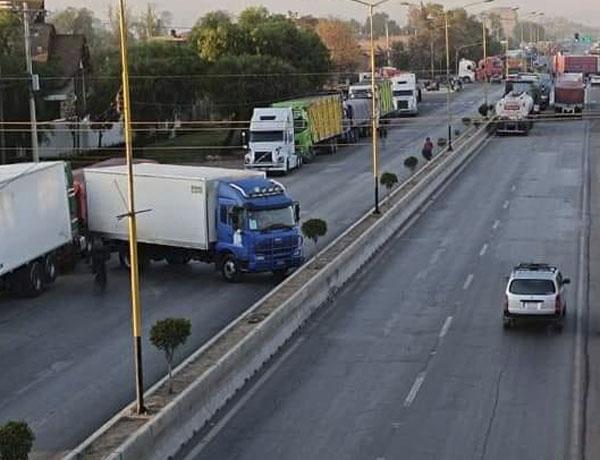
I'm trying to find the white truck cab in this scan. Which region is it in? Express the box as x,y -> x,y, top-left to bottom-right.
459,59 -> 476,83
245,108 -> 301,174
391,73 -> 419,115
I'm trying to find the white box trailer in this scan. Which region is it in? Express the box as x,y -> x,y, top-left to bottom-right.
0,162 -> 75,296
83,163 -> 305,282
84,164 -> 264,248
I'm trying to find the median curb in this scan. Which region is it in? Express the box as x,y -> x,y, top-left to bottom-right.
66,121 -> 491,460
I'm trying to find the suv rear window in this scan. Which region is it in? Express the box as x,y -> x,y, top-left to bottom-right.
509,279 -> 556,295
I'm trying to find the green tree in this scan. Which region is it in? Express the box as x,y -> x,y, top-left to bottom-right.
205,54 -> 296,120
150,318 -> 192,394
0,421 -> 35,460
88,41 -> 206,127
189,11 -> 247,62
365,12 -> 401,38
301,218 -> 328,253
380,172 -> 399,197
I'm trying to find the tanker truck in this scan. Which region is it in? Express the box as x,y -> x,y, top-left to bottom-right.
495,90 -> 535,135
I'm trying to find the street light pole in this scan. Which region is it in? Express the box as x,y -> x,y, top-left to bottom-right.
347,0 -> 391,215
369,4 -> 380,214
445,11 -> 452,151
117,0 -> 146,415
22,2 -> 39,162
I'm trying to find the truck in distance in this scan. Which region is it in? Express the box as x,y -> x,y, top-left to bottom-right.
458,58 -> 476,82
390,73 -> 420,116
0,162 -> 83,297
245,95 -> 344,173
494,89 -> 534,135
83,164 -> 304,282
554,74 -> 585,114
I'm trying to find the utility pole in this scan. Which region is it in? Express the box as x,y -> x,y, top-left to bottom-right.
0,65 -> 5,165
22,2 -> 39,162
369,4 -> 380,214
445,12 -> 452,151
118,0 -> 146,415
385,21 -> 391,67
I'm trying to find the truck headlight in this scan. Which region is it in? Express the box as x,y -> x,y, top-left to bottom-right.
256,255 -> 265,261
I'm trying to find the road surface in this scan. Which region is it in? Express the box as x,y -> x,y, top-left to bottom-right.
0,83 -> 500,457
184,117 -> 591,460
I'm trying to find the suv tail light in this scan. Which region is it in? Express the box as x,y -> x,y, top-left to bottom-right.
555,294 -> 562,315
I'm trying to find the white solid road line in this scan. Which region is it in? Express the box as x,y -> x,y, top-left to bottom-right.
502,200 -> 510,209
479,243 -> 489,257
462,274 -> 474,290
183,337 -> 305,460
492,220 -> 500,230
439,316 -> 453,339
511,185 -> 516,192
404,372 -> 427,407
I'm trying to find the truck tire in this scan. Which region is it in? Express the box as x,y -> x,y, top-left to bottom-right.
43,254 -> 58,284
221,254 -> 241,283
119,246 -> 149,271
17,261 -> 44,297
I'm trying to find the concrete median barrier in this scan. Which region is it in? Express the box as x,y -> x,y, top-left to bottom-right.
66,121 -> 492,460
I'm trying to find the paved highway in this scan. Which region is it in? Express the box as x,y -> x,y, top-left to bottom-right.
0,83 -> 500,457
184,118 -> 591,460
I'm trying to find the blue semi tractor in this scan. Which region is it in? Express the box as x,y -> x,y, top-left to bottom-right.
82,164 -> 304,281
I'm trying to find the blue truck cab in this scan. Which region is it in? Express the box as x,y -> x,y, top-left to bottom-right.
215,177 -> 304,281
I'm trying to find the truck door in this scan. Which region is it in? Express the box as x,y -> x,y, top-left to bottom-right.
217,202 -> 238,246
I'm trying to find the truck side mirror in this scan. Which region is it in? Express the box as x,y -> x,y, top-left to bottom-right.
294,203 -> 301,223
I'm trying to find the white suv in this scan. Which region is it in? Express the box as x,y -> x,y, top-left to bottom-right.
590,74 -> 600,86
503,263 -> 570,330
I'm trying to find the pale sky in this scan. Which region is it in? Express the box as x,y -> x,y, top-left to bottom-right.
46,0 -> 600,29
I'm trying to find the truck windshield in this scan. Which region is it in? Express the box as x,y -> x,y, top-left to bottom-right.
247,206 -> 295,232
509,279 -> 556,295
250,131 -> 284,143
393,90 -> 413,97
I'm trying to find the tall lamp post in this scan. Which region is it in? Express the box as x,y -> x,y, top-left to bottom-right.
346,0 -> 392,215
117,0 -> 146,415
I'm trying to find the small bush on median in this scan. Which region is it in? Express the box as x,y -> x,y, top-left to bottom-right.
0,421 -> 34,460
380,172 -> 399,197
404,156 -> 418,172
150,318 -> 192,394
302,219 -> 328,254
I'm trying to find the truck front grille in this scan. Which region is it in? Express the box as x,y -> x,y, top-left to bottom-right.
254,152 -> 273,163
397,100 -> 409,109
255,235 -> 299,258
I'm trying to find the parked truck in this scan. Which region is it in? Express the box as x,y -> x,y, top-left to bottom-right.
348,78 -> 394,119
83,163 -> 304,282
554,54 -> 598,76
495,90 -> 535,135
0,162 -> 82,297
344,98 -> 372,141
245,95 -> 344,173
458,59 -> 477,83
476,56 -> 504,82
390,73 -> 420,115
554,75 -> 585,114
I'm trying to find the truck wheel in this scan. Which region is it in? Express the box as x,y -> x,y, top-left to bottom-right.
25,261 -> 44,297
119,246 -> 149,271
221,254 -> 241,283
43,255 -> 57,284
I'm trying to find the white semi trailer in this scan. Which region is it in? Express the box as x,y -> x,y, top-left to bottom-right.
0,162 -> 81,296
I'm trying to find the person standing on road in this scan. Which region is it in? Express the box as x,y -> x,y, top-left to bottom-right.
422,137 -> 434,161
91,239 -> 108,291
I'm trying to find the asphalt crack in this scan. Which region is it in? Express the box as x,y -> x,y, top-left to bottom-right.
480,370 -> 504,460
